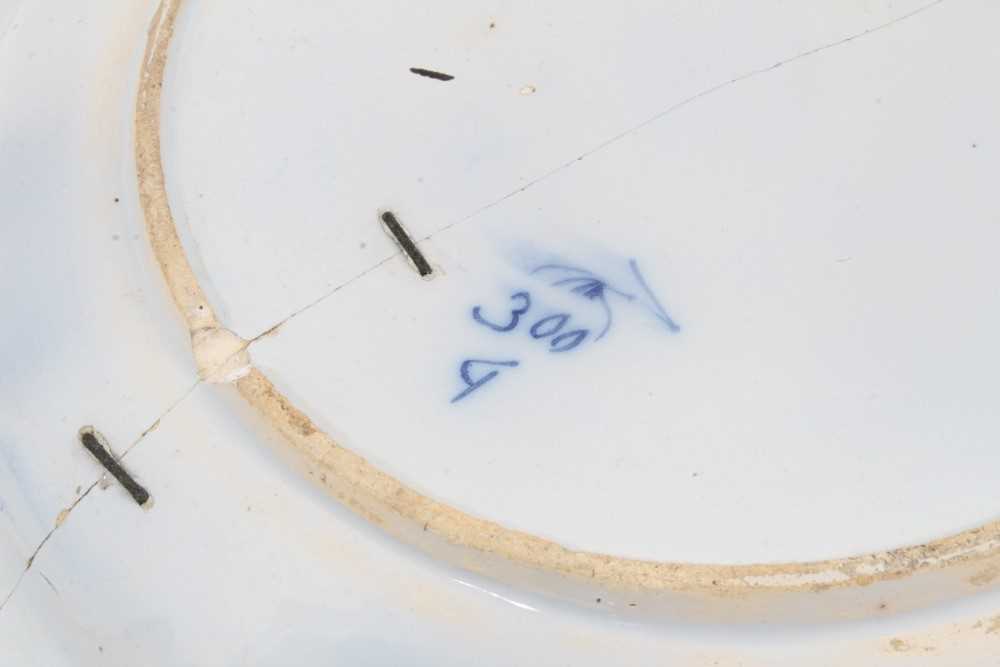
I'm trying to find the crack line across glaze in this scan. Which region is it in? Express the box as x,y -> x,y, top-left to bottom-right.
134,0 -> 1000,610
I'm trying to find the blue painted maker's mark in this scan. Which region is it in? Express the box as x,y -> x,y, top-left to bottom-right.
532,259 -> 680,336
529,313 -> 570,339
531,264 -> 634,340
472,291 -> 531,332
628,259 -> 681,333
450,359 -> 520,403
549,328 -> 588,352
452,255 -> 680,403
529,313 -> 589,352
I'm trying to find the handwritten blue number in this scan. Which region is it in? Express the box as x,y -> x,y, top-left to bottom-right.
529,314 -> 569,339
472,291 -> 531,332
530,313 -> 586,351
550,329 -> 588,352
451,359 -> 520,403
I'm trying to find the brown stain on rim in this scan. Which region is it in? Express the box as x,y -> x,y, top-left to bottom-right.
969,565 -> 1000,587
135,0 -> 1000,595
888,638 -> 910,652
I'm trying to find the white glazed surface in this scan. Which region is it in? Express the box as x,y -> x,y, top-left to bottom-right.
164,0 -> 1000,564
2,1 -> 1000,664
